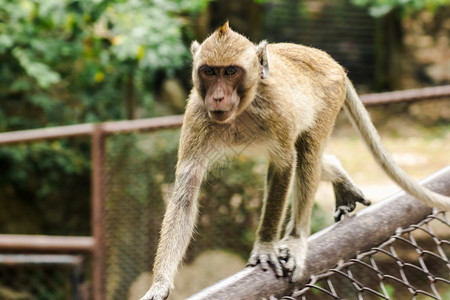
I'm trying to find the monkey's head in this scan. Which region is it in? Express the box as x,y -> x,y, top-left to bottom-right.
191,21 -> 269,124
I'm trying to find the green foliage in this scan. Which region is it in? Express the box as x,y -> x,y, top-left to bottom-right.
0,0 -> 209,130
0,139 -> 92,235
12,47 -> 61,89
351,0 -> 450,17
0,0 -> 209,235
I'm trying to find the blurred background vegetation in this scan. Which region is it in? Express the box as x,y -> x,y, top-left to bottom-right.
0,0 -> 449,298
1,0 -> 449,240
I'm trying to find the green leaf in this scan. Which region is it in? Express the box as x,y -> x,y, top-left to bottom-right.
0,34 -> 13,53
12,47 -> 61,88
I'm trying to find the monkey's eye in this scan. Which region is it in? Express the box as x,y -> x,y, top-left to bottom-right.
224,66 -> 237,76
202,67 -> 215,76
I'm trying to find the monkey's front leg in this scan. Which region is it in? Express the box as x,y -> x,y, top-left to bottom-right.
140,164 -> 204,300
277,131 -> 327,282
248,158 -> 294,277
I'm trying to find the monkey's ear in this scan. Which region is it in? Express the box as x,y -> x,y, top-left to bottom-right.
191,41 -> 200,55
257,40 -> 269,79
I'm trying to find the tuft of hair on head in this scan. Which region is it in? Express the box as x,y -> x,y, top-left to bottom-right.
217,21 -> 230,38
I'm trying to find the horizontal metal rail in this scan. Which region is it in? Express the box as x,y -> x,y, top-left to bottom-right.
0,254 -> 83,266
360,84 -> 450,106
187,166 -> 450,300
0,234 -> 94,252
0,123 -> 96,145
0,115 -> 184,145
101,114 -> 184,134
0,85 -> 449,145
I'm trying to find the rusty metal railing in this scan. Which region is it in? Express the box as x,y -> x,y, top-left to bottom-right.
0,115 -> 183,300
0,85 -> 449,300
0,254 -> 85,299
360,85 -> 450,106
2,85 -> 450,146
0,235 -> 94,252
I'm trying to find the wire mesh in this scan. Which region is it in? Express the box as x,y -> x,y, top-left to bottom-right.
104,132 -> 172,300
103,129 -> 268,299
285,210 -> 450,300
0,254 -> 86,300
103,129 -> 450,300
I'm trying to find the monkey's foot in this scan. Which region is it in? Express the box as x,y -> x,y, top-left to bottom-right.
333,182 -> 371,222
278,237 -> 306,282
247,241 -> 284,277
139,282 -> 170,300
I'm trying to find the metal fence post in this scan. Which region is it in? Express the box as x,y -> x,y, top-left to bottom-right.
92,124 -> 107,300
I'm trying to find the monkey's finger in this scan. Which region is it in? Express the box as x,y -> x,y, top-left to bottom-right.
280,254 -> 296,272
334,208 -> 343,222
278,246 -> 289,260
247,254 -> 258,267
358,198 -> 371,206
269,254 -> 284,277
139,285 -> 169,300
334,205 -> 351,222
259,254 -> 270,271
284,259 -> 296,272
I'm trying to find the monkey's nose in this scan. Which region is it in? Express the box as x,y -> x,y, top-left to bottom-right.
214,96 -> 224,102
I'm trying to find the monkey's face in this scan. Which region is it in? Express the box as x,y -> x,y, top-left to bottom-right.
190,21 -> 267,124
198,65 -> 244,123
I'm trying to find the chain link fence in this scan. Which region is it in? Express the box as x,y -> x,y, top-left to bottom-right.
104,131 -> 175,300
103,129 -> 268,299
0,254 -> 86,300
287,210 -> 449,300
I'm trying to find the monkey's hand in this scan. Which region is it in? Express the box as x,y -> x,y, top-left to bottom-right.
247,241 -> 284,277
139,282 -> 170,300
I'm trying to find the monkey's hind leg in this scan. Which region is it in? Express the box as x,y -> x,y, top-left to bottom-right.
321,154 -> 371,222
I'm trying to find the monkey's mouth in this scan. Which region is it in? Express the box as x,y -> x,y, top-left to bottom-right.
209,109 -> 234,123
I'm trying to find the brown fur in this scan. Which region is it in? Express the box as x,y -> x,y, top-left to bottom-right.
140,23 -> 350,300
140,23 -> 449,300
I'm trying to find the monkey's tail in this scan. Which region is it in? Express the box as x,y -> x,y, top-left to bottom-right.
343,78 -> 450,211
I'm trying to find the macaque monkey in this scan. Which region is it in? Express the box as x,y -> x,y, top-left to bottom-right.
140,22 -> 450,300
